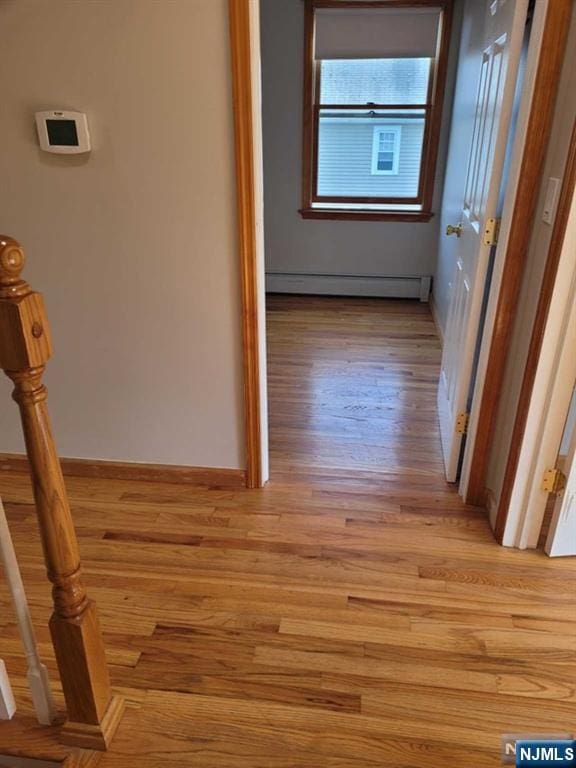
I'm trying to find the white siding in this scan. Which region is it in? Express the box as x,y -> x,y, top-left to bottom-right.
317,121 -> 424,197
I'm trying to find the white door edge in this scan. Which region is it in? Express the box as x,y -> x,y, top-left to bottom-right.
546,412 -> 576,556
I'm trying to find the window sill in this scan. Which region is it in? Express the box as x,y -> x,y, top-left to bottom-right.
299,208 -> 434,222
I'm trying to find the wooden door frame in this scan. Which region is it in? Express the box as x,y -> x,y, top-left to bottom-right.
496,116 -> 576,543
460,0 -> 572,513
502,170 -> 576,549
229,0 -> 269,488
230,0 -> 571,503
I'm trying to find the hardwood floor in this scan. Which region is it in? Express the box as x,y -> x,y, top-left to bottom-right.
1,296 -> 575,767
267,295 -> 445,478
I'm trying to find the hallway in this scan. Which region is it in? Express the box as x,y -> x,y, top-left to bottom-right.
267,295 -> 445,479
1,298 -> 575,766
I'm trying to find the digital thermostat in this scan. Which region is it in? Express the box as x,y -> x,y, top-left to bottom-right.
35,110 -> 91,154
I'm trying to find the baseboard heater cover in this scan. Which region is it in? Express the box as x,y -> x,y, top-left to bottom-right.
265,273 -> 431,302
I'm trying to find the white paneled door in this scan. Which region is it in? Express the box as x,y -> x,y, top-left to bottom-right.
438,0 -> 529,481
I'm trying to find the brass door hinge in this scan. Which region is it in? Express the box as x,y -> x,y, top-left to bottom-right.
541,468 -> 567,494
483,217 -> 501,246
455,412 -> 469,435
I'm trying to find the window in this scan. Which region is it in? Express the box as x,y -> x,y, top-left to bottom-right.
301,1 -> 454,221
371,126 -> 401,175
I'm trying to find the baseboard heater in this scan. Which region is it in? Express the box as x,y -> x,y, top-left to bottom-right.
265,273 -> 431,302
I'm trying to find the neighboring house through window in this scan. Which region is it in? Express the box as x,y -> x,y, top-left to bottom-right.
301,0 -> 454,221
372,126 -> 401,176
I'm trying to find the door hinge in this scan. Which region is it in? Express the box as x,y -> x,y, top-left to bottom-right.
455,412 -> 469,435
483,217 -> 501,246
541,468 -> 567,494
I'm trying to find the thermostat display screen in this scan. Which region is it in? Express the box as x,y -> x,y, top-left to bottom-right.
35,110 -> 91,154
46,119 -> 79,146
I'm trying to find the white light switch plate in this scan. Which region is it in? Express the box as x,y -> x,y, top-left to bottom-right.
542,177 -> 561,224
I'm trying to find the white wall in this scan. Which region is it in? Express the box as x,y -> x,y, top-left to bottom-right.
260,0 -> 463,283
0,0 -> 245,469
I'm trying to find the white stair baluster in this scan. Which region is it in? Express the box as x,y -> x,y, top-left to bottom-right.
0,658 -> 16,720
0,496 -> 57,725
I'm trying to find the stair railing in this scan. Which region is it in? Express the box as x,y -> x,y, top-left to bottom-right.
0,494 -> 57,725
0,656 -> 15,722
0,236 -> 124,750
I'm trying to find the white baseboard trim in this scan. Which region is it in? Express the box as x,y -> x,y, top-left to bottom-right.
429,293 -> 445,346
266,273 -> 431,302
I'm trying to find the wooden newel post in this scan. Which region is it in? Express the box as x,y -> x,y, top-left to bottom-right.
0,236 -> 124,750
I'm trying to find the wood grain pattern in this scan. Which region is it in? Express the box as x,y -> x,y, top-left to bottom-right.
464,0 -> 573,507
0,237 -> 122,752
267,295 -> 446,477
0,714 -> 101,767
229,0 -> 264,489
0,455 -> 245,490
1,296 -> 574,766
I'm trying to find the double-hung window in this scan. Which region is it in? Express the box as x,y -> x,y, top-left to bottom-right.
301,0 -> 453,221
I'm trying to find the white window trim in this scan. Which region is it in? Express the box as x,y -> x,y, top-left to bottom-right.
371,126 -> 401,176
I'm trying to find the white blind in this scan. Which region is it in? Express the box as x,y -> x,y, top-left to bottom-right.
314,7 -> 442,60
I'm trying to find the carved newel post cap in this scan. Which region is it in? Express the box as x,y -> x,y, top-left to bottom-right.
0,236 -> 25,281
0,236 -> 50,368
0,236 -> 29,299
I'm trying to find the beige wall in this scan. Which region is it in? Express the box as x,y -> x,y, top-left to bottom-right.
0,0 -> 245,469
485,4 -> 576,506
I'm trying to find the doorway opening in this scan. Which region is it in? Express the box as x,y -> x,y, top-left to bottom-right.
229,0 -> 572,539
